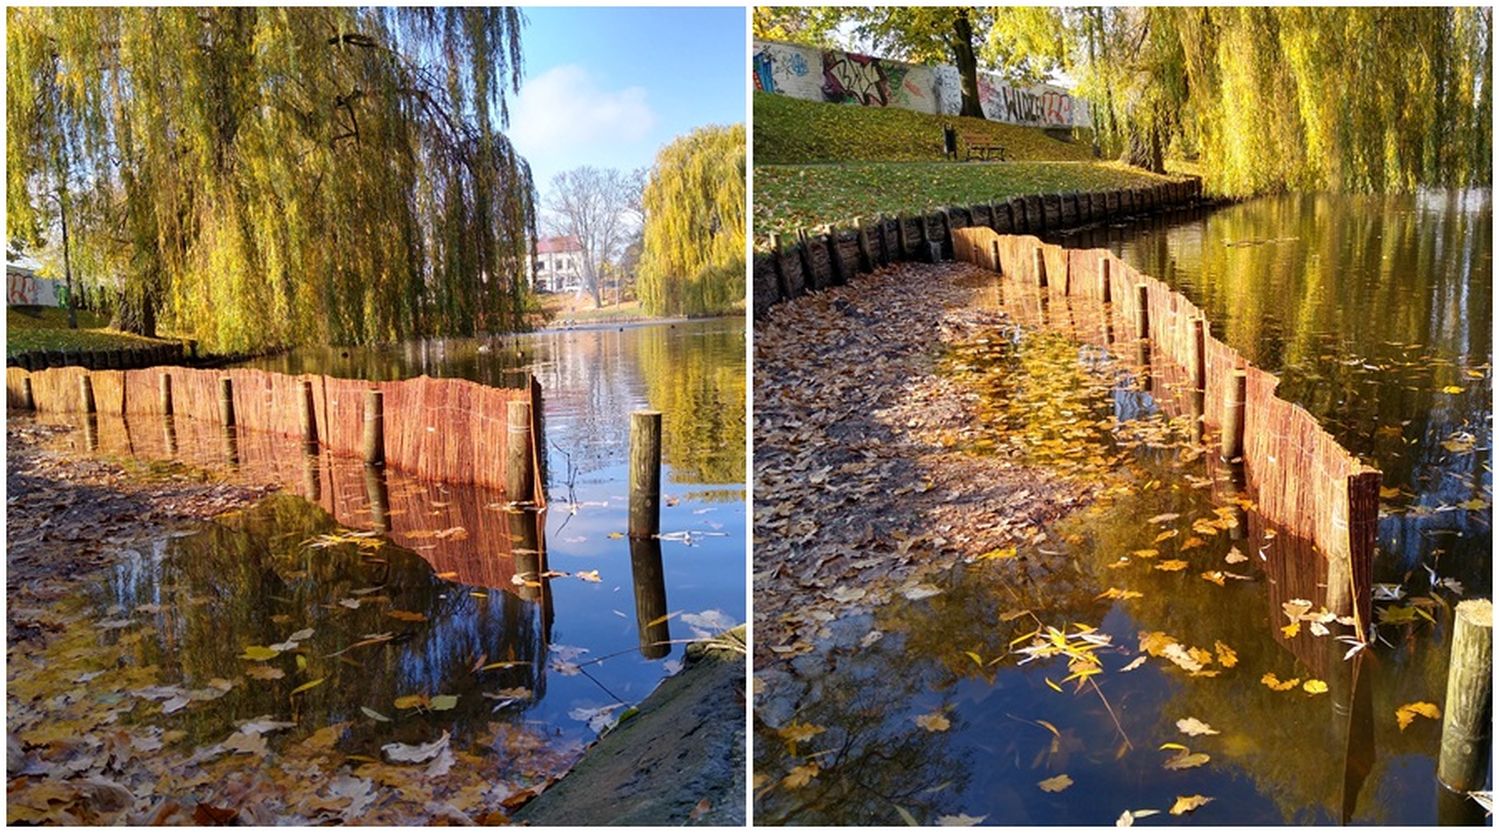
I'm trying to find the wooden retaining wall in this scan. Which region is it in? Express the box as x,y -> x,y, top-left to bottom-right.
753,178 -> 1208,318
6,341 -> 192,371
950,224 -> 1379,638
6,365 -> 545,501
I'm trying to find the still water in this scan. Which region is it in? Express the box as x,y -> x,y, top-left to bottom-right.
33,319 -> 745,792
755,192 -> 1490,826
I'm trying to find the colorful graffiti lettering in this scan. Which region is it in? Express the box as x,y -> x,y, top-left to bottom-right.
822,51 -> 893,107
787,52 -> 808,77
753,47 -> 776,93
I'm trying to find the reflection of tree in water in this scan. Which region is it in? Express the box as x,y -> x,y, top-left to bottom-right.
754,631 -> 971,826
634,322 -> 745,485
1065,193 -> 1492,587
93,494 -> 547,765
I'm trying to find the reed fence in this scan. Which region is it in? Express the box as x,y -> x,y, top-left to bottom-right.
952,225 -> 1380,639
7,364 -> 544,502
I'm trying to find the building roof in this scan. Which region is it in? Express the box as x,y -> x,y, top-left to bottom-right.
537,235 -> 582,254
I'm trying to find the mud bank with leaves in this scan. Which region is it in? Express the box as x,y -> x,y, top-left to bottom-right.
752,262 -> 1104,664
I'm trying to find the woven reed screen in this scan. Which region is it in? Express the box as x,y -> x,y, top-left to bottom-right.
952,228 -> 1380,635
12,366 -> 544,502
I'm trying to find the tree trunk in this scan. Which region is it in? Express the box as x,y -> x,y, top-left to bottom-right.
57,186 -> 78,330
950,11 -> 986,119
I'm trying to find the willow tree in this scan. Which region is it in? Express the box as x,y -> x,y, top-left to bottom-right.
637,124 -> 746,318
7,7 -> 536,352
985,7 -> 1492,195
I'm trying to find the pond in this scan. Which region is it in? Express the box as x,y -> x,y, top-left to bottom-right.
17,318 -> 745,819
754,191 -> 1490,826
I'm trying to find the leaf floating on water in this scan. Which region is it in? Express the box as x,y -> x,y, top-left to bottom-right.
287,628 -> 315,642
1302,679 -> 1329,695
1214,641 -> 1238,668
289,678 -> 325,697
1155,560 -> 1188,572
575,570 -> 602,583
568,702 -> 625,732
1152,529 -> 1179,543
1037,773 -> 1073,793
1147,513 -> 1180,524
432,526 -> 468,540
246,665 -> 285,680
240,645 -> 280,662
1395,701 -> 1441,730
978,546 -> 1018,561
360,706 -> 392,723
903,584 -> 943,601
1224,547 -> 1248,564
1131,549 -> 1159,559
1281,621 -> 1301,638
914,711 -> 951,732
1117,809 -> 1161,827
1170,795 -> 1213,816
381,731 -> 450,764
1177,717 -> 1219,736
394,694 -> 430,710
1260,673 -> 1300,692
1440,385 -> 1466,394
894,806 -> 920,826
1119,655 -> 1148,672
779,722 -> 826,744
429,694 -> 459,711
964,651 -> 985,668
1162,749 -> 1210,770
607,532 -> 625,540
937,814 -> 988,826
386,610 -> 427,623
782,762 -> 819,789
1200,571 -> 1226,586
1097,587 -> 1144,601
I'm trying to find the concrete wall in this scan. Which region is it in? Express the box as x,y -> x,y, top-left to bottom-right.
7,268 -> 60,306
752,39 -> 1090,129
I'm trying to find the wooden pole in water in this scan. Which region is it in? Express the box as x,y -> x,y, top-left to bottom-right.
1033,246 -> 1047,288
1438,599 -> 1492,793
362,389 -> 384,465
1099,256 -> 1112,302
78,374 -> 95,414
158,372 -> 173,415
20,376 -> 34,411
1190,318 -> 1207,392
1134,284 -> 1150,340
505,399 -> 535,504
990,240 -> 1002,275
218,377 -> 235,426
629,410 -> 662,539
298,379 -> 318,448
1220,369 -> 1247,461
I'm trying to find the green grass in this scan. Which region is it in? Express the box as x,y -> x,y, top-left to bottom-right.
754,161 -> 1182,240
753,91 -> 1098,165
7,306 -> 171,355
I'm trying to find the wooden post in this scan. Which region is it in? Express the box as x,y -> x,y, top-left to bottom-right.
1134,284 -> 1150,340
1033,247 -> 1047,288
1220,369 -> 1247,460
158,372 -> 173,415
1438,599 -> 1492,793
299,379 -> 318,449
896,214 -> 909,260
505,399 -> 535,504
796,229 -> 816,287
79,374 -> 95,414
20,376 -> 34,411
990,240 -> 1002,275
854,217 -> 874,273
629,410 -> 662,539
362,464 -> 389,532
362,389 -> 384,466
1099,256 -> 1112,302
1190,318 -> 1207,392
219,377 -> 235,427
630,537 -> 670,659
826,226 -> 847,285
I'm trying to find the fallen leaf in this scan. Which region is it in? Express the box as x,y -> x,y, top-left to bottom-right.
240,645 -> 280,661
1176,717 -> 1219,737
289,678 -> 325,697
429,694 -> 459,711
1395,701 -> 1441,730
782,762 -> 819,789
914,711 -> 951,732
1155,560 -> 1188,572
360,706 -> 392,723
1038,773 -> 1073,792
1163,749 -> 1211,770
937,814 -> 987,826
382,731 -> 450,764
1302,679 -> 1329,695
386,610 -> 427,622
1170,795 -> 1213,815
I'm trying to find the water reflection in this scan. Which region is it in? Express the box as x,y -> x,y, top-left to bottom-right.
1053,190 -> 1492,594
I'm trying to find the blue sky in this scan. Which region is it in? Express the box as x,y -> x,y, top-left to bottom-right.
509,7 -> 746,195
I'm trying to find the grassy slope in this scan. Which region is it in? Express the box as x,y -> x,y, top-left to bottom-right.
7,306 -> 171,355
753,92 -> 1183,239
754,91 -> 1097,165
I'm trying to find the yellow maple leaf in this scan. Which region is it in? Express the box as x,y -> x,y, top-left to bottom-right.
915,711 -> 951,732
1155,559 -> 1189,572
1302,679 -> 1329,695
1395,701 -> 1441,730
782,762 -> 820,789
1170,795 -> 1214,816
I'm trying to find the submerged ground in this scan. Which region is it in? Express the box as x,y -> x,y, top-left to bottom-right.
752,213 -> 1490,825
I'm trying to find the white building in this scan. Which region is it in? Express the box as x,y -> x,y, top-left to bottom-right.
530,235 -> 586,293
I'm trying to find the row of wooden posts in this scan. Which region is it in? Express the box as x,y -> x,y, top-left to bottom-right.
8,341 -> 190,372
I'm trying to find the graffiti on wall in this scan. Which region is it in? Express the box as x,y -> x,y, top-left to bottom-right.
978,77 -> 1084,128
6,271 -> 59,307
754,39 -> 1091,128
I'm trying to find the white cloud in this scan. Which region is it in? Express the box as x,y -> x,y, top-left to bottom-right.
508,65 -> 655,163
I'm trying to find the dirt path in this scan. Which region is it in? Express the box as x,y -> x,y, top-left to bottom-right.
753,262 -> 1103,667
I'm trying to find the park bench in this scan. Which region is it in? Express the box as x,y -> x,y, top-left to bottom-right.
966,142 -> 1008,161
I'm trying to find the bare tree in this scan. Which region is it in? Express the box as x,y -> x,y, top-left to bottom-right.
545,166 -> 637,309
